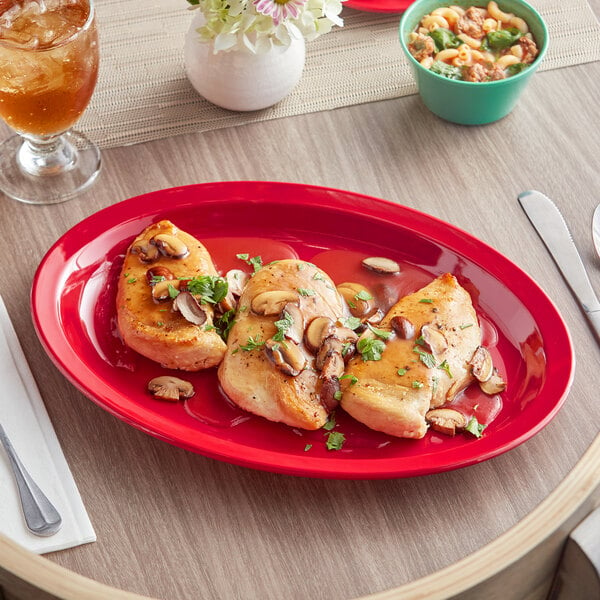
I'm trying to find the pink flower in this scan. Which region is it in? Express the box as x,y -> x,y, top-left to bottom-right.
253,0 -> 307,26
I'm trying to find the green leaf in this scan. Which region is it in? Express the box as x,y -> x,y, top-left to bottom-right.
186,275 -> 228,304
357,337 -> 386,361
323,413 -> 337,431
485,27 -> 521,50
272,310 -> 294,342
412,381 -> 424,389
304,444 -> 312,452
297,288 -> 316,296
214,309 -> 236,341
465,416 -> 486,438
355,289 -> 373,301
428,27 -> 460,52
240,335 -> 265,352
430,61 -> 463,81
397,368 -> 407,376
344,316 -> 362,331
325,431 -> 346,450
366,323 -> 392,340
507,62 -> 529,76
438,359 -> 453,378
340,374 -> 358,385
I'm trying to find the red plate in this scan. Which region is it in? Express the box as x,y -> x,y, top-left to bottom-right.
345,0 -> 410,13
32,182 -> 573,479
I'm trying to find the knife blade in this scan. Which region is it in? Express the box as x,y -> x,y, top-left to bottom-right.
518,190 -> 600,342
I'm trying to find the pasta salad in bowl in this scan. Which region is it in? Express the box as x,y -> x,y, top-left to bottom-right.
399,0 -> 548,124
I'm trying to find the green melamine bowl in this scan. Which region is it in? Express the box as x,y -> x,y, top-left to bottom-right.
399,0 -> 548,124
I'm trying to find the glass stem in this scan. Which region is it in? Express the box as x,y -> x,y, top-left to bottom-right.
17,133 -> 77,177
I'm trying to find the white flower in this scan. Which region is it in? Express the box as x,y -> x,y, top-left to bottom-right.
187,0 -> 345,53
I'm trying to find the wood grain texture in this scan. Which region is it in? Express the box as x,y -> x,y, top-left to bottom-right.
1,2 -> 600,598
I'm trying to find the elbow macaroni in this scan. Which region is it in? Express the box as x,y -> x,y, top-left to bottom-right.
407,1 -> 539,82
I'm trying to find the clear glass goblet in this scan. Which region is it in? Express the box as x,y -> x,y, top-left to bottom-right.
0,0 -> 101,205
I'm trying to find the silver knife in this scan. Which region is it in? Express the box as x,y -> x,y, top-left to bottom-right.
518,190 -> 600,341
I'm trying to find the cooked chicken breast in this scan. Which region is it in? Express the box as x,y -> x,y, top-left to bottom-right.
341,273 -> 481,439
218,259 -> 350,430
116,220 -> 227,371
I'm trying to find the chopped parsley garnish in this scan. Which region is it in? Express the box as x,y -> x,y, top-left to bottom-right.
304,444 -> 312,452
397,368 -> 407,376
459,323 -> 474,330
412,381 -> 424,389
323,413 -> 337,431
357,337 -> 386,361
149,275 -> 166,285
214,309 -> 236,341
239,335 -> 265,352
272,310 -> 294,342
313,272 -> 325,281
355,290 -> 373,301
186,275 -> 228,304
438,360 -> 453,378
340,374 -> 358,385
168,283 -> 179,299
366,323 -> 392,340
325,431 -> 346,451
127,277 -> 137,284
414,346 -> 437,369
344,316 -> 362,331
341,342 -> 354,358
334,390 -> 343,401
297,288 -> 316,296
419,298 -> 434,304
465,416 -> 486,438
237,253 -> 263,273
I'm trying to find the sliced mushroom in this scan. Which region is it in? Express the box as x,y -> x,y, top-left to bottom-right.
251,290 -> 298,316
319,377 -> 341,412
479,369 -> 506,395
217,291 -> 237,314
336,282 -> 378,320
225,269 -> 250,297
469,346 -> 494,382
304,316 -> 335,354
173,291 -> 209,326
131,240 -> 160,263
391,315 -> 415,339
426,408 -> 467,436
365,309 -> 385,325
264,339 -> 306,377
147,376 -> 195,401
362,256 -> 401,275
315,336 -> 345,375
151,234 -> 189,259
145,266 -> 175,285
420,324 -> 448,356
280,302 -> 304,344
152,279 -> 181,302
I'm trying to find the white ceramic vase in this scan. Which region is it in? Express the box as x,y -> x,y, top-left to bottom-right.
184,13 -> 306,112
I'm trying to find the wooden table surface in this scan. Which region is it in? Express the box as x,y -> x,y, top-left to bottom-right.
1,3 -> 600,599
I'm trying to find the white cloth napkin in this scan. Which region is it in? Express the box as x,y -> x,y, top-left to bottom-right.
0,295 -> 96,554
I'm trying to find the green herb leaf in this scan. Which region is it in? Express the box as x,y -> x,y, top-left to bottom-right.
357,337 -> 386,361
297,288 -> 316,296
485,27 -> 521,50
344,316 -> 362,331
430,60 -> 463,80
506,62 -> 529,76
428,27 -> 460,52
419,298 -> 433,304
355,290 -> 373,301
465,416 -> 486,438
334,390 -> 343,401
459,323 -> 474,330
340,374 -> 358,385
186,275 -> 228,304
272,310 -> 294,342
397,368 -> 407,376
214,309 -> 236,341
438,359 -> 453,378
412,381 -> 424,389
237,253 -> 262,273
366,323 -> 392,340
323,413 -> 337,431
240,335 -> 265,352
236,253 -> 249,260
304,444 -> 312,452
325,431 -> 346,451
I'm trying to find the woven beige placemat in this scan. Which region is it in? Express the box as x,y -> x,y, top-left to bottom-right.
79,0 -> 600,148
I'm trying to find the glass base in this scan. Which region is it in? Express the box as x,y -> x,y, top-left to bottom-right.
0,130 -> 101,205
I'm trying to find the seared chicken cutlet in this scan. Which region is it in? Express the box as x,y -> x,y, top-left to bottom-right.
116,220 -> 227,371
218,259 -> 352,430
341,273 -> 481,439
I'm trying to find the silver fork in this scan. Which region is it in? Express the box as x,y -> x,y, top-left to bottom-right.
0,423 -> 62,536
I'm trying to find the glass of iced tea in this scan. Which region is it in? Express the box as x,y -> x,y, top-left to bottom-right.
0,0 -> 100,204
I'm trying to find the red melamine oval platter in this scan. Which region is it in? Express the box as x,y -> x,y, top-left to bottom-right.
345,0 -> 410,13
32,182 -> 573,479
